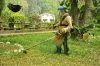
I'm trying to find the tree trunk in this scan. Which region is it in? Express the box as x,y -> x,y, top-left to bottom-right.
79,0 -> 90,27
0,0 -> 4,16
70,0 -> 79,25
70,0 -> 79,39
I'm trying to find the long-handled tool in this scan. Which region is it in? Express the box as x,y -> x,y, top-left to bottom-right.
23,36 -> 55,54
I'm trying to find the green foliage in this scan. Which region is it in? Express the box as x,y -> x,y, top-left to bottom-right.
77,24 -> 93,33
2,0 -> 60,22
1,0 -> 28,23
26,0 -> 59,15
72,23 -> 94,39
29,14 -> 40,21
1,10 -> 13,22
11,13 -> 26,22
2,0 -> 60,15
59,0 -> 70,13
0,0 -> 5,15
79,5 -> 86,13
95,24 -> 100,28
4,0 -> 28,14
96,13 -> 100,24
41,22 -> 54,29
91,0 -> 100,23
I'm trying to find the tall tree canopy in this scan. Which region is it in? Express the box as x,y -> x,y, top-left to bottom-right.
1,0 -> 60,15
1,0 -> 99,25
26,0 -> 60,15
4,0 -> 28,14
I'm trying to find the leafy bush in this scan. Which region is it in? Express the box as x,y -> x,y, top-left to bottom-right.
11,13 -> 26,22
1,10 -> 12,22
71,23 -> 94,39
96,13 -> 100,24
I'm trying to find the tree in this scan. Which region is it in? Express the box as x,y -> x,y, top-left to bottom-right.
26,0 -> 59,15
79,0 -> 91,27
70,0 -> 78,25
3,0 -> 28,14
0,0 -> 4,16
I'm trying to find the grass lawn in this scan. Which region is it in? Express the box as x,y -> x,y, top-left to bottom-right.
0,32 -> 100,66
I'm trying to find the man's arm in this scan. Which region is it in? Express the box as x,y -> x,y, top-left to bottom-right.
62,16 -> 73,33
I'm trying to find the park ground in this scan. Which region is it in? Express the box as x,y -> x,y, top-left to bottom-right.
0,30 -> 100,66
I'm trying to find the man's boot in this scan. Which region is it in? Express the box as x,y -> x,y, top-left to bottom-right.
54,46 -> 62,54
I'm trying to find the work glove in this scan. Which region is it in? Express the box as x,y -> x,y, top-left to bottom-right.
62,27 -> 70,33
62,26 -> 73,33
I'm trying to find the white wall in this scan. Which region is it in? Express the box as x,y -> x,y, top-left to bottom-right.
40,13 -> 55,23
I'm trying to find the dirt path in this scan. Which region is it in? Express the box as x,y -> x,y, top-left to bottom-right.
0,30 -> 56,36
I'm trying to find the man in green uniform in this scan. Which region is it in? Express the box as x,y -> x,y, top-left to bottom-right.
54,6 -> 73,55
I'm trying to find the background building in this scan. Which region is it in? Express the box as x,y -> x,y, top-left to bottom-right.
40,13 -> 55,23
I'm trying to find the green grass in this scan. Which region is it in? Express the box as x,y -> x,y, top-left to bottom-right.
0,32 -> 100,66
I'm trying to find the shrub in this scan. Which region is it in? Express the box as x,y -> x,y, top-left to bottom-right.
11,13 -> 26,22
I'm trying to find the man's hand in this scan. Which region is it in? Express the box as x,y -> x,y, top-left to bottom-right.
62,28 -> 68,33
62,26 -> 72,33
